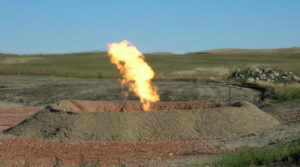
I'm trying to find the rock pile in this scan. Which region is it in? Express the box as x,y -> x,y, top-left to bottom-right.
230,66 -> 300,83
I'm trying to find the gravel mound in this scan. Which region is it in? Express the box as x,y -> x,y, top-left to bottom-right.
4,101 -> 280,141
50,100 -> 223,112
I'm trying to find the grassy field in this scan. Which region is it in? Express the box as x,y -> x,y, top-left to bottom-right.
201,140 -> 300,167
0,48 -> 300,81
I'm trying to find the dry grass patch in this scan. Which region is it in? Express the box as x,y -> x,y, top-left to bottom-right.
0,66 -> 104,78
257,81 -> 300,102
0,57 -> 42,64
156,67 -> 231,81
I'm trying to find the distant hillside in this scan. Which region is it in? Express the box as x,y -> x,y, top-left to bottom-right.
201,47 -> 300,55
2,47 -> 300,56
0,46 -> 300,79
145,52 -> 174,55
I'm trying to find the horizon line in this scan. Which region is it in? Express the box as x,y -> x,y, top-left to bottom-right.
1,46 -> 300,56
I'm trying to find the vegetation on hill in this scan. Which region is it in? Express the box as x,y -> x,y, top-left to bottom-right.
203,47 -> 300,54
0,48 -> 300,81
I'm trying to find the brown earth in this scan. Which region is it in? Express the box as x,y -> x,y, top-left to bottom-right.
50,100 -> 223,112
0,75 -> 262,106
0,104 -> 41,133
0,138 -> 236,167
262,100 -> 300,123
0,76 -> 299,167
1,100 -> 300,167
3,101 -> 279,141
0,103 -> 238,167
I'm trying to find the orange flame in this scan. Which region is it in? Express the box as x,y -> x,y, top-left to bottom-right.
107,40 -> 160,111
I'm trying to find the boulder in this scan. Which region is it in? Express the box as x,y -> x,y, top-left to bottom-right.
294,75 -> 300,82
246,66 -> 259,75
263,68 -> 272,73
228,66 -> 299,83
258,73 -> 265,80
232,71 -> 240,78
240,74 -> 245,79
267,73 -> 276,80
247,78 -> 255,83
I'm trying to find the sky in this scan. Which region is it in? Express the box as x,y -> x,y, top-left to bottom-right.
0,0 -> 300,54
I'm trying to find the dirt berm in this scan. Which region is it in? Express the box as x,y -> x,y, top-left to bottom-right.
4,101 -> 279,141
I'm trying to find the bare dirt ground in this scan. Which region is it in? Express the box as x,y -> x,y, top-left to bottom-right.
0,138 -> 237,167
0,75 -> 261,106
0,76 -> 299,167
3,101 -> 279,141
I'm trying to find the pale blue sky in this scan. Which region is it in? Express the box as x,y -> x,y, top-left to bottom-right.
0,0 -> 299,54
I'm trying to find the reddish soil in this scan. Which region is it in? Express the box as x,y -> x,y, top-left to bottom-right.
51,100 -> 223,112
0,106 -> 41,133
0,138 -> 236,167
0,103 -> 238,166
0,101 -> 297,166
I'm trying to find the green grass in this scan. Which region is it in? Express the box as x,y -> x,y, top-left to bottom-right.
274,87 -> 300,102
199,140 -> 300,167
256,81 -> 300,102
0,51 -> 300,80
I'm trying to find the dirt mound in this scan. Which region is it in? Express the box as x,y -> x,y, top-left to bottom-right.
4,101 -> 280,141
0,103 -> 41,133
50,100 -> 223,112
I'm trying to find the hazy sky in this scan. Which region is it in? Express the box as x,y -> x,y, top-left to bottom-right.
1,0 -> 300,54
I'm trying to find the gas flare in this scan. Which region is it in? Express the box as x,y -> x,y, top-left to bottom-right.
107,40 -> 160,111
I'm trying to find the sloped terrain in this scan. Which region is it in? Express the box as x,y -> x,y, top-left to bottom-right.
4,101 -> 279,141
